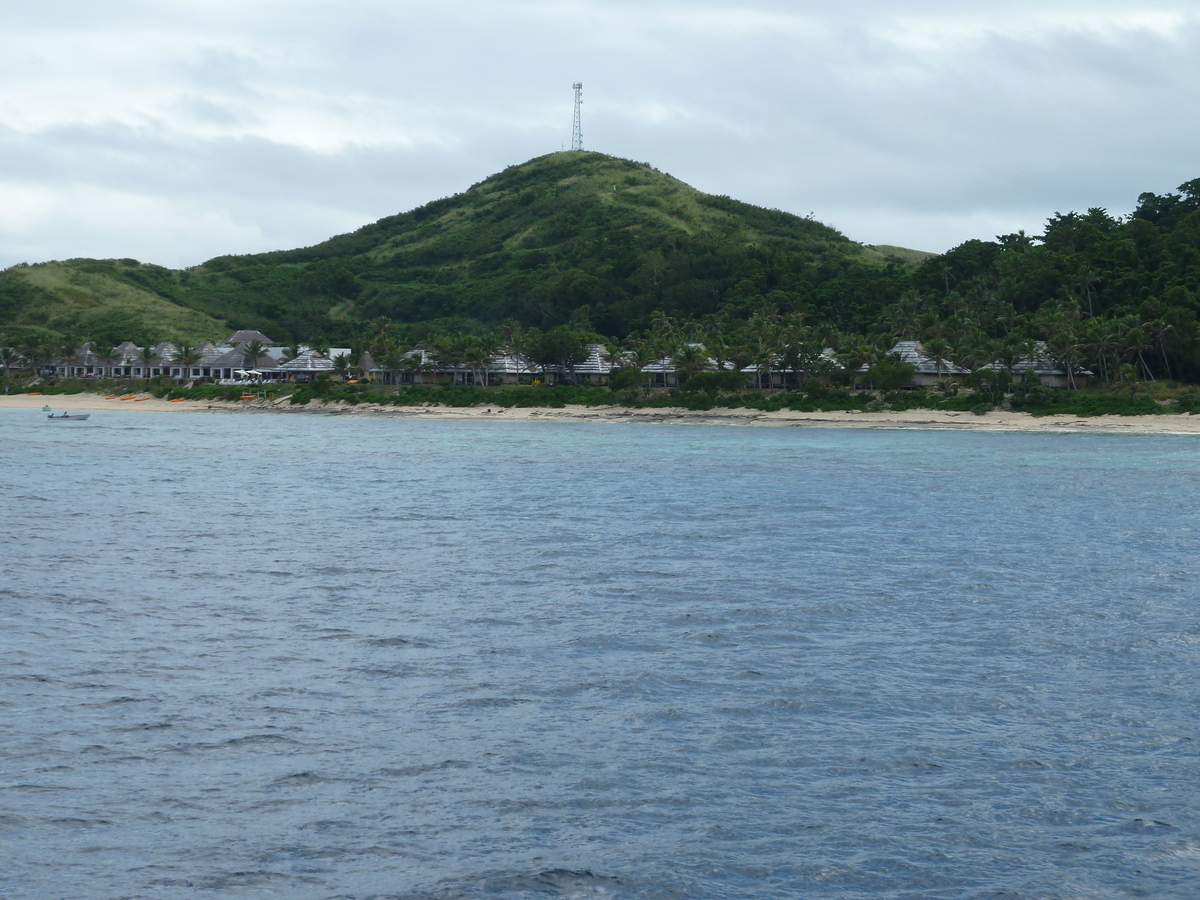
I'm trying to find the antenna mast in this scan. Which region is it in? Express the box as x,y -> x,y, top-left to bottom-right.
571,82 -> 583,151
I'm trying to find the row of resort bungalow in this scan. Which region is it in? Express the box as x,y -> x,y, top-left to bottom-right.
51,330 -> 1089,391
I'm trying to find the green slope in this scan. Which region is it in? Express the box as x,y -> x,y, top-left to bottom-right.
177,151 -> 914,339
0,259 -> 226,345
0,151 -> 927,344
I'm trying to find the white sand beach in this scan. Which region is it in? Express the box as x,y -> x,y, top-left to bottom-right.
6,390 -> 1200,433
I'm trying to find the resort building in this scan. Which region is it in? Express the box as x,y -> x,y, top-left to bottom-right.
861,341 -> 971,388
979,342 -> 1092,389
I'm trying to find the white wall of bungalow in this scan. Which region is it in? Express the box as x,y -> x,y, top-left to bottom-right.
46,330 -> 359,384
49,334 -> 838,391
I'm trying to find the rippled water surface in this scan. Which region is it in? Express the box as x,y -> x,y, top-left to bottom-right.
3,408 -> 1200,899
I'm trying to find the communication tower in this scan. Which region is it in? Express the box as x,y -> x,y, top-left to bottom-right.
571,82 -> 583,151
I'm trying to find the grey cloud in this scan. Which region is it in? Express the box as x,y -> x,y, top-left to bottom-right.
1,0 -> 1199,267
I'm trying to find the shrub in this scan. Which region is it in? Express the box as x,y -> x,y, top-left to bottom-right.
681,370 -> 749,394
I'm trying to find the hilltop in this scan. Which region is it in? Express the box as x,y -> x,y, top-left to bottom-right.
0,152 -> 920,345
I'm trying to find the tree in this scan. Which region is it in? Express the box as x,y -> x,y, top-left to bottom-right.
780,332 -> 827,389
1046,331 -> 1083,390
624,341 -> 657,389
0,345 -> 18,381
333,352 -> 352,382
1080,319 -> 1118,383
921,337 -> 952,382
95,343 -> 120,378
1121,323 -> 1156,381
1115,364 -> 1141,401
241,339 -> 266,375
671,342 -> 711,384
837,344 -> 875,390
702,327 -> 736,371
139,342 -> 158,384
528,327 -> 588,386
401,350 -> 435,385
173,343 -> 201,382
460,335 -> 497,389
866,354 -> 916,391
381,344 -> 405,389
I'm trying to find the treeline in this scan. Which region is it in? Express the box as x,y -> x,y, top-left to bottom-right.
886,179 -> 1200,384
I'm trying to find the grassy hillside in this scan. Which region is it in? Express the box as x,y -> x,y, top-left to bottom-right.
0,259 -> 226,346
174,151 -> 912,340
0,152 -> 920,346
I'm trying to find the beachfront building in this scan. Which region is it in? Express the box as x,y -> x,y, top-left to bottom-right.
56,341 -> 167,379
740,347 -> 841,389
50,332 -> 292,382
861,341 -> 970,388
278,350 -> 338,381
979,342 -> 1093,389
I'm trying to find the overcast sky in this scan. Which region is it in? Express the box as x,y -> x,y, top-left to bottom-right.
2,0 -> 1198,268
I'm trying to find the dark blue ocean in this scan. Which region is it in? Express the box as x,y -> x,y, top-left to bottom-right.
2,408 -> 1199,899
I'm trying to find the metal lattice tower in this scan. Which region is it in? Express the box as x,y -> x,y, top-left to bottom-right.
571,83 -> 583,151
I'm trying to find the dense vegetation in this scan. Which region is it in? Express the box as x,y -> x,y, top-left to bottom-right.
889,180 -> 1200,385
3,151 -> 1200,394
0,152 -> 917,350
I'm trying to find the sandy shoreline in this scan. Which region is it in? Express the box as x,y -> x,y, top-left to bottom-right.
6,390 -> 1200,434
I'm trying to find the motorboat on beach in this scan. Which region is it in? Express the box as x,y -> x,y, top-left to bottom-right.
46,412 -> 90,421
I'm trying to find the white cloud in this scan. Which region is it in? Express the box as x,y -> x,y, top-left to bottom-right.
1,0 -> 1199,266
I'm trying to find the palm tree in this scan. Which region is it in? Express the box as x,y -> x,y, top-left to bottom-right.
837,344 -> 874,390
430,334 -> 469,384
750,343 -> 776,390
333,352 -> 352,382
282,341 -> 303,363
139,343 -> 159,384
1046,331 -> 1083,390
702,327 -> 735,371
994,336 -> 1022,378
780,332 -> 827,390
0,345 -> 18,381
649,335 -> 677,389
1122,324 -> 1156,381
461,335 -> 497,389
625,342 -> 657,390
1115,364 -> 1141,401
921,337 -> 952,383
745,314 -> 783,389
240,339 -> 266,375
173,343 -> 201,382
59,338 -> 80,371
1079,268 -> 1102,318
18,341 -> 47,378
381,344 -> 406,389
100,343 -> 124,378
672,342 -> 711,385
368,317 -> 397,357
401,350 -> 435,385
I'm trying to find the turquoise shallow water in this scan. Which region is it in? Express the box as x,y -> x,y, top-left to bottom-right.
2,408 -> 1200,899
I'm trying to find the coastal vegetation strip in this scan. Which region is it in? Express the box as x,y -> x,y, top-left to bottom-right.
14,376 -> 1190,419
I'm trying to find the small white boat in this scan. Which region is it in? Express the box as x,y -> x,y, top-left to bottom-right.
46,412 -> 90,421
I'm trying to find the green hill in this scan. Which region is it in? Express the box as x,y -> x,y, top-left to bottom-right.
0,152 -> 919,345
6,153 -> 1200,388
0,259 -> 225,346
